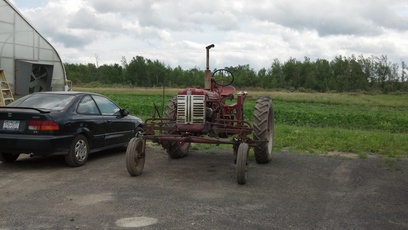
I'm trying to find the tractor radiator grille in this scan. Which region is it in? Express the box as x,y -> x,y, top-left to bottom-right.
177,95 -> 205,124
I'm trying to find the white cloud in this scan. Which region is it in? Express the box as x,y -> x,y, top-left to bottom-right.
10,0 -> 408,71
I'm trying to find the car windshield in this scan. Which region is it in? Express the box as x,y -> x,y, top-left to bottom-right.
9,94 -> 75,111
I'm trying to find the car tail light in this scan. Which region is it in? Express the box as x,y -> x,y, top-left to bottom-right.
28,120 -> 59,131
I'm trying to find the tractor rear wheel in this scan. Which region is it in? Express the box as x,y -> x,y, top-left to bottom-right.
252,96 -> 274,164
164,96 -> 190,159
126,137 -> 145,176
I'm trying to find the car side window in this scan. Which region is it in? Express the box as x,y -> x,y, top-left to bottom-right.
77,95 -> 100,115
92,95 -> 121,115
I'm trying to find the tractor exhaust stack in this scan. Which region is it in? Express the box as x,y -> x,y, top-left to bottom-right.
204,44 -> 215,90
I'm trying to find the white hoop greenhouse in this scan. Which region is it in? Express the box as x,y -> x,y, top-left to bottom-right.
0,0 -> 68,97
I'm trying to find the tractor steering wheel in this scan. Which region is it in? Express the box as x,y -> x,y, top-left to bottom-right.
212,69 -> 234,86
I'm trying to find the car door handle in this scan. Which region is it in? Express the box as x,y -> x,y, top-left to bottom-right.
106,120 -> 112,124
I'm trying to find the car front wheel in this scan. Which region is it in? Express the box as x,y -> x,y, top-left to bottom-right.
135,127 -> 144,138
65,134 -> 89,167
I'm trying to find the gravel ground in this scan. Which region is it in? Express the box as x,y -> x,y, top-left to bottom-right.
0,144 -> 407,229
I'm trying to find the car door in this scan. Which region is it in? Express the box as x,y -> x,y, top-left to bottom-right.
91,95 -> 133,147
76,95 -> 105,149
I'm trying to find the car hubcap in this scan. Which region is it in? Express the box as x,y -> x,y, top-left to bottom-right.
135,130 -> 144,138
75,140 -> 87,162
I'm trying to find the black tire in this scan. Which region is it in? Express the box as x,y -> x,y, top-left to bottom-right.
236,143 -> 249,185
253,96 -> 274,164
164,96 -> 190,159
134,126 -> 145,138
0,153 -> 20,163
126,137 -> 145,176
233,143 -> 239,163
167,141 -> 190,159
65,134 -> 89,167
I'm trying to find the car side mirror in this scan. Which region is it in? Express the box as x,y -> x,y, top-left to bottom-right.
120,108 -> 129,116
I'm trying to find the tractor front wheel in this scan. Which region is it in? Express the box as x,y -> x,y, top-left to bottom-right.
164,96 -> 190,159
252,96 -> 274,164
167,141 -> 190,159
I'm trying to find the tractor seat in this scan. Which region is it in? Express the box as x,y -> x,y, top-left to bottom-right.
220,85 -> 236,97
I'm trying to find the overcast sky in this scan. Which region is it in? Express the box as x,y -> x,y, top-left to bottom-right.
9,0 -> 408,71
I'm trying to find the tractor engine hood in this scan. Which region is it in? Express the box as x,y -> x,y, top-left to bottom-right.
178,87 -> 220,101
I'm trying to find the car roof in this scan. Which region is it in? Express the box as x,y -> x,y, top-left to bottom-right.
31,91 -> 102,96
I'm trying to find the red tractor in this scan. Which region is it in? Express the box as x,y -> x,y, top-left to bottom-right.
126,44 -> 274,184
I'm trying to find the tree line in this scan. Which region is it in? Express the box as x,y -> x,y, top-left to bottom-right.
64,54 -> 408,93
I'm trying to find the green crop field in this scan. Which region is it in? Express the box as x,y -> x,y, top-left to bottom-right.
76,87 -> 408,159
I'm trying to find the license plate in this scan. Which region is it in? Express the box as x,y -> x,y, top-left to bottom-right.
2,120 -> 20,131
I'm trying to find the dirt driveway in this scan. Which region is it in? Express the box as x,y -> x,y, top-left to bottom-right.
0,144 -> 407,229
